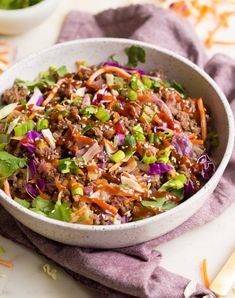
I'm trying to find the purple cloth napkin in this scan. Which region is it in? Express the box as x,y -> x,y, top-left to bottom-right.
1,4 -> 235,298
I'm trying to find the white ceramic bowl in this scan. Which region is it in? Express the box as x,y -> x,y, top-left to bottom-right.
0,38 -> 234,248
0,0 -> 57,35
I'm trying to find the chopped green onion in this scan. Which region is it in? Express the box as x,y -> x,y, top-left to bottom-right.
112,103 -> 120,111
79,105 -> 98,116
114,76 -> 124,87
72,96 -> 82,105
106,73 -> 114,86
124,134 -> 136,146
152,80 -> 161,90
162,130 -> 174,139
133,124 -> 145,142
71,187 -> 83,196
58,158 -> 79,174
113,135 -> 119,146
142,153 -> 157,165
14,120 -> 34,136
128,89 -> 137,101
142,106 -> 155,122
149,133 -> 155,143
57,65 -> 68,77
130,74 -> 145,91
95,108 -> 110,122
158,147 -> 171,163
36,119 -> 49,131
82,124 -> 94,134
110,150 -> 125,163
20,100 -> 26,106
45,108 -> 54,116
142,76 -> 153,89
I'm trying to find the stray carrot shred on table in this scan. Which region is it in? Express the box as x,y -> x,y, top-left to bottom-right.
168,0 -> 235,48
202,258 -> 210,288
0,258 -> 14,269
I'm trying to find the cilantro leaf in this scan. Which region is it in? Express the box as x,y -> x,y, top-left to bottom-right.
125,46 -> 146,67
171,80 -> 187,97
0,151 -> 27,186
48,200 -> 72,222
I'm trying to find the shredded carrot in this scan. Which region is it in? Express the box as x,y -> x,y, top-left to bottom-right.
202,259 -> 210,288
102,66 -> 131,79
29,112 -> 36,120
3,180 -> 11,198
0,57 -> 9,65
189,133 -> 197,139
86,66 -> 131,89
86,68 -> 105,88
138,93 -> 156,103
52,159 -> 58,167
91,198 -> 118,216
0,258 -> 14,268
73,133 -> 93,145
38,191 -> 50,200
95,179 -> 108,185
197,98 -> 207,141
211,40 -> 235,45
191,139 -> 204,145
54,176 -> 66,192
0,50 -> 9,55
42,78 -> 65,106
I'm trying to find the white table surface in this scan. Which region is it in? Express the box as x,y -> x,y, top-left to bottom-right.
0,1 -> 235,297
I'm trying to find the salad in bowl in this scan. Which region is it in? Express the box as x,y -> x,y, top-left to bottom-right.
0,45 -> 217,226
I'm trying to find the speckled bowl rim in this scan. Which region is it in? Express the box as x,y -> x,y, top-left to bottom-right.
0,37 -> 234,232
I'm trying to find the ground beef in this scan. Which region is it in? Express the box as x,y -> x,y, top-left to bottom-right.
1,84 -> 29,104
121,116 -> 137,131
77,65 -> 97,81
175,111 -> 201,135
87,126 -> 104,142
35,144 -> 59,160
69,106 -> 80,122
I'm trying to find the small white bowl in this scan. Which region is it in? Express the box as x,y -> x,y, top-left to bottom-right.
0,38 -> 234,248
0,0 -> 57,35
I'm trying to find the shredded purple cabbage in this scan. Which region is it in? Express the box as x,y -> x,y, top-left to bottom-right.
184,179 -> 195,199
198,154 -> 215,181
36,95 -> 44,106
149,162 -> 172,175
26,131 -> 42,141
29,159 -> 36,177
103,62 -> 145,75
172,133 -> 192,156
37,178 -> 45,191
22,131 -> 42,152
117,133 -> 125,145
21,143 -> 36,153
25,183 -> 38,197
